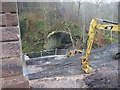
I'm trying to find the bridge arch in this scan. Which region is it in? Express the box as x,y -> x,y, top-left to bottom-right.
45,31 -> 73,50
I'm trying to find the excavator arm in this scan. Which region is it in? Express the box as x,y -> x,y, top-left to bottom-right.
81,19 -> 120,73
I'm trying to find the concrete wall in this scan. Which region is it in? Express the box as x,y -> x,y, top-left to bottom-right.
0,2 -> 29,88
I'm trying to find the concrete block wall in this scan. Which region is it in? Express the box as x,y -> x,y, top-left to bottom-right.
0,2 -> 29,89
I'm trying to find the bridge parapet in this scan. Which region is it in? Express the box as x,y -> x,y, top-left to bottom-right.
0,2 -> 29,88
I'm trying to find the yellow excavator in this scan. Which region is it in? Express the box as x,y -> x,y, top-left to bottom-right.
81,18 -> 120,73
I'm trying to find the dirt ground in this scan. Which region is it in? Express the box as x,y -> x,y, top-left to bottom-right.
25,43 -> 119,88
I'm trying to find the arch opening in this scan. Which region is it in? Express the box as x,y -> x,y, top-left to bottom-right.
45,31 -> 72,50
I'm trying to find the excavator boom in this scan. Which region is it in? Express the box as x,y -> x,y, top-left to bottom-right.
81,19 -> 120,73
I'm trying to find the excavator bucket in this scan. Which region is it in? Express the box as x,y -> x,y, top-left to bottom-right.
82,64 -> 92,73
81,56 -> 92,73
67,49 -> 83,57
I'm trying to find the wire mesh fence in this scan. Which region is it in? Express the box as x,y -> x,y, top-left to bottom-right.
24,49 -> 67,58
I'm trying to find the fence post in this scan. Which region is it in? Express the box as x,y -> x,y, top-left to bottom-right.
41,51 -> 42,57
66,49 -> 68,55
55,48 -> 57,55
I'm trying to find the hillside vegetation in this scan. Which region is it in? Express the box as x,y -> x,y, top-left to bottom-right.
18,2 -> 118,53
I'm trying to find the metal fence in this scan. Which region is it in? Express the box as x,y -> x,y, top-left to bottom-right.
25,49 -> 67,58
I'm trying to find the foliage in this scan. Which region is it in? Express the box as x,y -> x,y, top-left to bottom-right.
20,13 -> 45,53
18,2 -> 118,54
103,31 -> 118,44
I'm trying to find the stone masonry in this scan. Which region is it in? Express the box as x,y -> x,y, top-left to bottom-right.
0,2 -> 29,89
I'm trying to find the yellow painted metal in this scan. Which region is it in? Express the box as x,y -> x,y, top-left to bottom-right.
67,49 -> 83,57
81,19 -> 97,73
96,24 -> 120,31
81,19 -> 120,73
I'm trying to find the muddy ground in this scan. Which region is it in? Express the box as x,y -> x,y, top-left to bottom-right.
25,43 -> 119,88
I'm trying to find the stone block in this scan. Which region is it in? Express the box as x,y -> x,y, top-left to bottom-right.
0,14 -> 6,27
0,27 -> 20,42
0,41 -> 21,58
1,2 -> 17,13
1,75 -> 30,88
1,57 -> 23,78
5,13 -> 18,26
0,13 -> 18,27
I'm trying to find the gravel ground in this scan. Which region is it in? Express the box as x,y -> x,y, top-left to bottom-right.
25,43 -> 119,88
